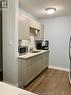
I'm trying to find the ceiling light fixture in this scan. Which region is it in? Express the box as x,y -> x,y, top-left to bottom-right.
45,8 -> 56,14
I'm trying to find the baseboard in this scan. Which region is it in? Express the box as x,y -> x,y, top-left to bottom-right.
49,65 -> 69,72
3,80 -> 18,87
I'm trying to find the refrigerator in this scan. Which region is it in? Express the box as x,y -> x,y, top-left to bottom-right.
69,37 -> 71,84
0,1 -> 3,81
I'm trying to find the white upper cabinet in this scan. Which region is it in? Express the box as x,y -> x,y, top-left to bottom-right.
18,15 -> 29,40
29,18 -> 41,29
35,24 -> 44,40
18,12 -> 44,40
29,18 -> 44,40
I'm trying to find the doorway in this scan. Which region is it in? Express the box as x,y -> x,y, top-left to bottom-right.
0,1 -> 3,81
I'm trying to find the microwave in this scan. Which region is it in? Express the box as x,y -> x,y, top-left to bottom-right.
18,46 -> 28,55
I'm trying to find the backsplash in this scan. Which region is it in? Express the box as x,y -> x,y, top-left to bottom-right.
18,36 -> 36,52
19,40 -> 29,47
28,36 -> 36,52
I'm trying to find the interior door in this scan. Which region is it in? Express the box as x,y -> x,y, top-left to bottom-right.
0,1 -> 3,81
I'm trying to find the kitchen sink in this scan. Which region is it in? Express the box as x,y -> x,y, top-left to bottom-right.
31,50 -> 41,53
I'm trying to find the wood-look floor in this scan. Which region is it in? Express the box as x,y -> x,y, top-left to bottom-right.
24,68 -> 71,95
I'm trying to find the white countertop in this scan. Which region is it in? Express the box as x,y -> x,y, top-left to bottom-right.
18,50 -> 49,59
0,82 -> 37,95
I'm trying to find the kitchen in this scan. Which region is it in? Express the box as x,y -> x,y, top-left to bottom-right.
1,0 -> 71,95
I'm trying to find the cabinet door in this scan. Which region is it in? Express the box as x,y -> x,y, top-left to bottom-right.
29,18 -> 36,28
19,15 -> 29,40
40,24 -> 44,40
29,18 -> 40,29
29,18 -> 44,40
35,24 -> 44,40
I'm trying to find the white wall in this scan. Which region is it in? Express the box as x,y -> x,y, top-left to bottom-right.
3,0 -> 19,85
40,16 -> 71,68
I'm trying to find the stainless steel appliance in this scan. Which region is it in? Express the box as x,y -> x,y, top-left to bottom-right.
69,37 -> 71,84
42,40 -> 49,50
35,40 -> 49,50
18,46 -> 28,55
35,40 -> 43,50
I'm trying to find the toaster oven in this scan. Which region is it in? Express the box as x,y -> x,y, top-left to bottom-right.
18,46 -> 28,55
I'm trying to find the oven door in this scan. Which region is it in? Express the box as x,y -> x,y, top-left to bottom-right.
18,47 -> 28,55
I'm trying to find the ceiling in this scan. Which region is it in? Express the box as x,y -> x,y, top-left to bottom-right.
19,0 -> 71,19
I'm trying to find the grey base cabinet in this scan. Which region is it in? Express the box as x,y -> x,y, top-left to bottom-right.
18,51 -> 49,88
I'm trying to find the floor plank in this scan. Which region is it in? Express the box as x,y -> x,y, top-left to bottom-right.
24,68 -> 71,95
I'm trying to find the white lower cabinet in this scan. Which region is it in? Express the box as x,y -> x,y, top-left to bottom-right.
18,52 -> 49,88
